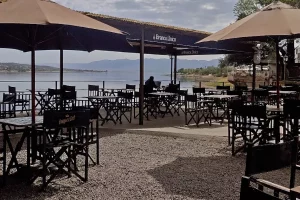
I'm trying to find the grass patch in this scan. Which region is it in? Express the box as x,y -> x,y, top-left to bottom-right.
205,77 -> 233,88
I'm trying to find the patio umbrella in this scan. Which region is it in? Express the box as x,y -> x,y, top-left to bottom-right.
197,1 -> 300,108
0,0 -> 130,122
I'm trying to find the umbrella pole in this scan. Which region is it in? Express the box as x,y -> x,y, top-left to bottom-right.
139,28 -> 145,125
174,55 -> 177,84
31,48 -> 36,123
60,49 -> 63,89
276,40 -> 280,108
251,61 -> 256,104
170,55 -> 173,84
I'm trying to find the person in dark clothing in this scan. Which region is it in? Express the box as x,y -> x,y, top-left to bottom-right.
145,76 -> 157,89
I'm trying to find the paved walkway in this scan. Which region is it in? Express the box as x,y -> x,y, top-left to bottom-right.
99,109 -> 229,140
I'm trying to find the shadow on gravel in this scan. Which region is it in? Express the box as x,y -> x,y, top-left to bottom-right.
0,177 -> 73,200
148,156 -> 246,200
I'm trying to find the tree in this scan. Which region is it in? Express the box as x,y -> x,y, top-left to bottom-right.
234,0 -> 300,20
233,0 -> 259,20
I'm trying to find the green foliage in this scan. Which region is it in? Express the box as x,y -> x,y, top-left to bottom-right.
233,0 -> 258,20
177,66 -> 232,77
234,0 -> 300,19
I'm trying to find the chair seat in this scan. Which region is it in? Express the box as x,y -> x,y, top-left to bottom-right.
267,115 -> 278,119
46,140 -> 72,148
256,179 -> 290,194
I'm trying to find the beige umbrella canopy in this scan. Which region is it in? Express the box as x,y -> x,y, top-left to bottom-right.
197,1 -> 300,108
0,0 -> 121,33
197,1 -> 299,43
0,0 -> 128,51
0,0 -> 130,122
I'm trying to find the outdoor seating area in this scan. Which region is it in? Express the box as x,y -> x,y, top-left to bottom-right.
3,0 -> 300,199
1,82 -> 300,190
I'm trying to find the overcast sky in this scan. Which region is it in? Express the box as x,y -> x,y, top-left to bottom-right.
0,0 -> 238,64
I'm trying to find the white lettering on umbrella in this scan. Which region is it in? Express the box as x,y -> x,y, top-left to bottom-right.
153,34 -> 176,42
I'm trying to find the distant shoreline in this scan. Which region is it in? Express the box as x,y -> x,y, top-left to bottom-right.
0,70 -> 107,73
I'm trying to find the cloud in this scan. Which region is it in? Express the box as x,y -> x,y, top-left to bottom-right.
202,3 -> 217,10
53,0 -> 238,32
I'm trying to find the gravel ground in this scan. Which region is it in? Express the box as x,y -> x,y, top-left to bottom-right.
0,131 -> 297,200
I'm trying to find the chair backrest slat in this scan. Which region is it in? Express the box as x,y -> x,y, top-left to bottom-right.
43,110 -> 90,129
240,177 -> 284,200
126,84 -> 136,90
245,141 -> 293,176
192,87 -> 205,95
8,86 -> 16,94
3,93 -> 15,103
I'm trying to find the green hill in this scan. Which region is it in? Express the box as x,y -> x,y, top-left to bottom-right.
0,62 -> 104,72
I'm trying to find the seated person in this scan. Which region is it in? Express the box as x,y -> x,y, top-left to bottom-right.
145,76 -> 158,90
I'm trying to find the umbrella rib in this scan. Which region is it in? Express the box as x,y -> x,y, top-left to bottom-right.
67,30 -> 91,52
33,25 -> 38,46
43,25 -> 65,40
3,31 -> 30,47
35,26 -> 65,46
36,35 -> 59,46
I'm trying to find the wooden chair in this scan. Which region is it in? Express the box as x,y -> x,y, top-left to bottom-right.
0,140 -> 4,187
117,91 -> 133,124
72,106 -> 100,165
231,104 -> 278,155
253,89 -> 270,104
240,137 -> 297,200
125,84 -> 136,90
227,99 -> 243,148
184,95 -> 209,127
30,110 -> 90,190
235,85 -> 248,91
0,94 -> 16,118
88,85 -> 100,96
240,176 -> 291,200
8,86 -> 30,115
44,89 -> 60,111
192,87 -> 205,100
175,89 -> 187,115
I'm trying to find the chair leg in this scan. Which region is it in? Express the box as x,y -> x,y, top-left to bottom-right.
96,120 -> 100,165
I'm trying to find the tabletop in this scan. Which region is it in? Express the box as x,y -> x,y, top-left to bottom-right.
149,92 -> 177,96
266,105 -> 283,112
0,116 -> 43,127
86,96 -> 118,99
205,95 -> 238,99
104,88 -> 135,91
27,89 -> 48,93
269,90 -> 297,94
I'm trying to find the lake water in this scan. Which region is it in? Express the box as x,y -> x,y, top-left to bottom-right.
0,71 -> 198,97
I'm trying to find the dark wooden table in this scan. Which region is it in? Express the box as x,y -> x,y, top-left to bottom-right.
0,116 -> 43,185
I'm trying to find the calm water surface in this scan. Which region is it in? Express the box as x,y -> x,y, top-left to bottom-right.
0,71 -> 197,97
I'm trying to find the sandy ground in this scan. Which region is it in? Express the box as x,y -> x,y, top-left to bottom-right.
0,130 -> 297,200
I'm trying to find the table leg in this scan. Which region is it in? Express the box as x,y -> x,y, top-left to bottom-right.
31,127 -> 37,163
26,127 -> 31,168
274,117 -> 280,143
6,128 -> 28,174
2,125 -> 7,186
